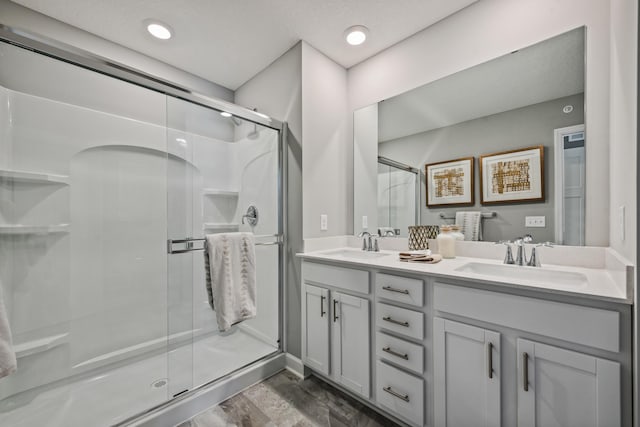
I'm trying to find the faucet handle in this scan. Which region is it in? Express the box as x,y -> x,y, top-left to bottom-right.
496,241 -> 515,264
373,237 -> 379,252
527,242 -> 553,267
523,234 -> 534,244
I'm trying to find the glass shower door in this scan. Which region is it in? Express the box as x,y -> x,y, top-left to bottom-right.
165,96 -> 281,396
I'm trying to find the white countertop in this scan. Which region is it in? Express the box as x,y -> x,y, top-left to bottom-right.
298,247 -> 632,304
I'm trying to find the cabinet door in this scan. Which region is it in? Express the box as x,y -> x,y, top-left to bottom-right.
332,291 -> 370,398
517,339 -> 620,427
302,284 -> 330,375
434,317 -> 501,427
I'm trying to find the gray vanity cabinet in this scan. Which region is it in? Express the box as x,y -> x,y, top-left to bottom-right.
516,339 -> 620,427
433,317 -> 501,427
301,262 -> 371,399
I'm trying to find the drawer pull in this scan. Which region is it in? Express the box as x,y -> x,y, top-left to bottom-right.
382,346 -> 409,360
523,352 -> 529,392
383,386 -> 410,402
382,285 -> 409,295
487,342 -> 493,379
320,295 -> 326,317
333,299 -> 339,322
382,316 -> 409,327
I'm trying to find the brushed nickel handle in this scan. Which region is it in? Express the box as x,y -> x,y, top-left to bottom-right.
382,286 -> 409,295
382,316 -> 409,327
333,299 -> 339,322
320,295 -> 326,317
487,342 -> 493,379
383,386 -> 409,402
523,352 -> 529,392
383,346 -> 409,360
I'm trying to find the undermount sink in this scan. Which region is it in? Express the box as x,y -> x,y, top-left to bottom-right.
321,249 -> 390,259
455,262 -> 588,287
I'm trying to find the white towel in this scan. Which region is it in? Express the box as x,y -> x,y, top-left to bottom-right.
455,211 -> 482,241
204,232 -> 257,332
0,284 -> 16,379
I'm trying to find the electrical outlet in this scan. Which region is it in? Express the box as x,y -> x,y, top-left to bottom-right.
362,216 -> 368,229
525,216 -> 546,227
320,214 -> 328,231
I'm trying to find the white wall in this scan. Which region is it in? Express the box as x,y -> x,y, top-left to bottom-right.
301,41 -> 350,238
348,0 -> 612,247
353,104 -> 378,234
0,0 -> 233,101
235,43 -> 304,357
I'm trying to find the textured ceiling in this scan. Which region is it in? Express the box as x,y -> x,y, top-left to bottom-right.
378,27 -> 585,142
11,0 -> 477,90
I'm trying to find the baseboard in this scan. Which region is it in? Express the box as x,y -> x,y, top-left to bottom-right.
284,353 -> 309,378
125,352 -> 286,427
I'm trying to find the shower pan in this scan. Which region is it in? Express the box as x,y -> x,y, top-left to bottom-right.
0,26 -> 286,427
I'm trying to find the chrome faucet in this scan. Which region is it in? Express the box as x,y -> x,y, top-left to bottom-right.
357,231 -> 379,251
497,241 -> 515,264
514,235 -> 533,266
499,236 -> 552,267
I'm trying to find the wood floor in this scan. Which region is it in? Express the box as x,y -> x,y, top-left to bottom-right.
178,370 -> 399,427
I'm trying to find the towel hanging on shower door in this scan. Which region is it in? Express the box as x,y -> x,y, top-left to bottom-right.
204,232 -> 257,332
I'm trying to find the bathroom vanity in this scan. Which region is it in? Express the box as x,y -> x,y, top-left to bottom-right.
299,246 -> 633,427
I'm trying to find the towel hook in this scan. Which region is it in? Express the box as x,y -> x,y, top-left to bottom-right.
242,205 -> 259,226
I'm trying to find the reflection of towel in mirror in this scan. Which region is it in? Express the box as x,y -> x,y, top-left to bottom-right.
455,211 -> 482,241
204,232 -> 257,332
0,285 -> 17,379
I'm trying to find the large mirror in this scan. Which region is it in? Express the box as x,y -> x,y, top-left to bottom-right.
353,27 -> 587,245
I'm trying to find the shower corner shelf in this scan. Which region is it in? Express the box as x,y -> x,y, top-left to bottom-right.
203,223 -> 240,231
202,188 -> 239,197
0,169 -> 70,185
0,224 -> 70,235
14,333 -> 69,358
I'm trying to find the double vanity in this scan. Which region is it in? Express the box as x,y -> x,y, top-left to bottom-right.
299,241 -> 633,427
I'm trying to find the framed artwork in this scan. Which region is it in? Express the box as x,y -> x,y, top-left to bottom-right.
479,145 -> 544,204
425,157 -> 474,207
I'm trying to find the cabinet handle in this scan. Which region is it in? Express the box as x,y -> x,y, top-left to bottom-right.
333,299 -> 339,322
523,352 -> 529,392
383,386 -> 410,402
382,285 -> 409,295
382,346 -> 409,360
382,316 -> 409,327
487,342 -> 493,379
320,295 -> 326,317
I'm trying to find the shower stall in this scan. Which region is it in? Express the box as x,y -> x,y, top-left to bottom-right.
0,27 -> 285,426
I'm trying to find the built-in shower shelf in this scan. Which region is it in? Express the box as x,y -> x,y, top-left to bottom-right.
0,169 -> 70,185
14,333 -> 69,358
0,224 -> 70,235
203,223 -> 240,230
202,188 -> 239,197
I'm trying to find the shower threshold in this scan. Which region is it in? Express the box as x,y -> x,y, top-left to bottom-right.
0,328 -> 277,427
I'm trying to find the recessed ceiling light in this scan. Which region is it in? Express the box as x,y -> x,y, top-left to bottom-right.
345,25 -> 369,46
145,20 -> 172,40
220,112 -> 232,117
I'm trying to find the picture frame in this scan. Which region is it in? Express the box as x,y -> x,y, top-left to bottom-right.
425,157 -> 474,207
479,145 -> 544,204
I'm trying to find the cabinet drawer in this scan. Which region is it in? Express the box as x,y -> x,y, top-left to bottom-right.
302,261 -> 369,294
376,331 -> 424,374
375,273 -> 424,307
376,302 -> 424,340
433,283 -> 620,352
376,360 -> 424,426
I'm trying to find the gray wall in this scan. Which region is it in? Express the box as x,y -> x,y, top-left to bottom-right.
379,93 -> 584,243
235,44 -> 303,358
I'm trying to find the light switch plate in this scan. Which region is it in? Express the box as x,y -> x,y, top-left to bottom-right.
525,216 -> 546,227
320,214 -> 328,231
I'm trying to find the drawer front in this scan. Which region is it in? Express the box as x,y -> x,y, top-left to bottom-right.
375,273 -> 424,307
376,302 -> 424,340
302,261 -> 369,294
433,283 -> 620,352
376,360 -> 424,426
376,331 -> 424,374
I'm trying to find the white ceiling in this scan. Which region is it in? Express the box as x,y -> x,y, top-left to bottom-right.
11,0 -> 477,90
378,27 -> 585,142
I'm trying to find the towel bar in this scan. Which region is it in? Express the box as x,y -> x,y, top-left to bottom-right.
167,234 -> 283,254
438,212 -> 496,220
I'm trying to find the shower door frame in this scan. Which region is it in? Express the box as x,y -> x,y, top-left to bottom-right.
0,23 -> 288,424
